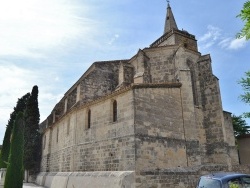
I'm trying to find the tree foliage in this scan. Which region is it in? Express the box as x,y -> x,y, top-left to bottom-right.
237,0 -> 250,40
24,85 -> 41,172
0,93 -> 30,168
4,112 -> 25,188
239,71 -> 250,118
232,114 -> 250,137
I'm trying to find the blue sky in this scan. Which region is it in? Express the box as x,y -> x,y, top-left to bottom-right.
0,0 -> 249,142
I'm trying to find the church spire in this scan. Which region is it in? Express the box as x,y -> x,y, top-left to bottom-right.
164,1 -> 178,34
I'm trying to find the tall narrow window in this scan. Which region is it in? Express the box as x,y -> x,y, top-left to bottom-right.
67,118 -> 70,135
187,60 -> 198,106
56,127 -> 59,143
87,109 -> 91,129
113,100 -> 117,122
43,135 -> 46,150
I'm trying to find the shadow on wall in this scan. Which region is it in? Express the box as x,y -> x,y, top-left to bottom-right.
238,134 -> 250,165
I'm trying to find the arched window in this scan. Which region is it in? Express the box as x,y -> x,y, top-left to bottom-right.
43,135 -> 46,150
56,127 -> 59,143
87,109 -> 91,129
113,100 -> 117,122
67,118 -> 70,135
187,59 -> 198,106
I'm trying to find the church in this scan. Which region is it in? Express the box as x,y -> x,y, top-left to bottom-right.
37,3 -> 245,188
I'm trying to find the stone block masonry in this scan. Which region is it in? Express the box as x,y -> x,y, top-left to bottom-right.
42,89 -> 136,172
136,165 -> 250,188
37,2 -> 246,187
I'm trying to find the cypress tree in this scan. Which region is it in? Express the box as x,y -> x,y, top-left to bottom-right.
0,125 -> 12,168
4,112 -> 25,188
24,85 -> 41,176
0,93 -> 30,168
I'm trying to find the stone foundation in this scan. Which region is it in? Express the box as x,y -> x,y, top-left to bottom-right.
136,165 -> 250,188
36,171 -> 135,188
35,165 -> 250,188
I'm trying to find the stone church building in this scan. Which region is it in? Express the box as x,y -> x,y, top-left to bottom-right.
37,3 -> 247,188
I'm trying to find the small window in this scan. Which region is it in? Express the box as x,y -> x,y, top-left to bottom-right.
87,109 -> 91,129
43,135 -> 46,150
67,119 -> 70,135
56,127 -> 59,143
113,100 -> 117,122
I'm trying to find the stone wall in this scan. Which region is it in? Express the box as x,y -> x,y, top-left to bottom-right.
40,60 -> 125,132
238,135 -> 250,164
36,2 -> 246,187
41,89 -> 136,172
42,82 -> 212,174
175,48 -> 203,166
223,111 -> 236,146
79,61 -> 121,104
136,165 -> 250,188
134,85 -> 189,171
118,62 -> 134,87
198,55 -> 230,164
175,32 -> 198,52
141,46 -> 176,83
223,111 -> 239,166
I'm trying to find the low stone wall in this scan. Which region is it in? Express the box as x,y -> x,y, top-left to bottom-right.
0,168 -> 6,188
232,165 -> 250,174
36,171 -> 135,188
35,165 -> 250,188
35,172 -> 48,186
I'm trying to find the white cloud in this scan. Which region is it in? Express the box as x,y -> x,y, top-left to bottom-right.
219,37 -> 246,50
0,0 -> 104,142
199,25 -> 221,43
0,64 -> 36,142
199,25 -> 247,51
108,34 -> 120,45
218,38 -> 232,49
0,0 -> 94,58
0,63 -> 65,142
0,64 -> 35,103
228,37 -> 247,50
198,25 -> 222,51
38,91 -> 64,121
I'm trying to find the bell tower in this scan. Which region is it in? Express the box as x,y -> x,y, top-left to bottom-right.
150,2 -> 198,52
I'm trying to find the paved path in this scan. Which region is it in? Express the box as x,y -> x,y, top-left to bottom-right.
23,183 -> 44,188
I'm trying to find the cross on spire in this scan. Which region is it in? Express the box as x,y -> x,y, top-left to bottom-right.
167,0 -> 170,7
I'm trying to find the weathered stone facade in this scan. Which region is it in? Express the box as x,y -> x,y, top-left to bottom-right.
238,135 -> 250,165
38,3 -> 248,188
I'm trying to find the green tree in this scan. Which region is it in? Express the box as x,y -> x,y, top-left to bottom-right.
4,112 -> 25,188
0,93 -> 30,168
237,0 -> 250,40
239,71 -> 250,118
232,115 -> 250,137
24,85 -> 41,178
